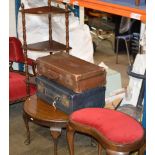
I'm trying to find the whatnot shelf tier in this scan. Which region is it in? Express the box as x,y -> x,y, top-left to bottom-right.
23,40 -> 70,52
20,6 -> 69,14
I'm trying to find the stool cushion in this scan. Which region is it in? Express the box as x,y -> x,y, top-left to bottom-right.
70,108 -> 144,144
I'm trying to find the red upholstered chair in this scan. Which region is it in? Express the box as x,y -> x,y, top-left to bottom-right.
9,37 -> 36,104
9,37 -> 36,75
67,108 -> 145,155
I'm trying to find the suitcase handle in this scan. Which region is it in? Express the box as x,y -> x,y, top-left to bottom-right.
45,89 -> 61,102
47,69 -> 59,80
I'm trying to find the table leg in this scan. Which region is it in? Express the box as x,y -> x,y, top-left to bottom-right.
50,127 -> 62,155
67,125 -> 75,155
23,113 -> 30,145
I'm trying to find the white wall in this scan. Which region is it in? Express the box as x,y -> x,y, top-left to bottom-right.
9,0 -> 16,37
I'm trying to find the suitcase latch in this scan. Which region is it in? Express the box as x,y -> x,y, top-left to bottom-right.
52,96 -> 61,110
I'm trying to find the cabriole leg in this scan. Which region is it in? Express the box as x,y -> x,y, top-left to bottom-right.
67,125 -> 75,155
98,143 -> 102,155
138,142 -> 146,155
50,127 -> 62,155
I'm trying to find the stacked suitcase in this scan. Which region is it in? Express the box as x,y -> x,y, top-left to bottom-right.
36,52 -> 106,114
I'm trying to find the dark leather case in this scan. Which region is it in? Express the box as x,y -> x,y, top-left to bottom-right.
36,76 -> 105,114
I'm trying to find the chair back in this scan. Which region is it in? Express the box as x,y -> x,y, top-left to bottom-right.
119,17 -> 131,34
9,37 -> 25,63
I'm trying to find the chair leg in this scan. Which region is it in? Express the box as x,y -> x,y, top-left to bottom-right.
67,125 -> 75,155
138,142 -> 146,155
106,149 -> 129,155
124,40 -> 131,65
116,38 -> 119,64
98,143 -> 102,155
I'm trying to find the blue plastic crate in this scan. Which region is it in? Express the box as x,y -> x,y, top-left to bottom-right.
101,0 -> 145,8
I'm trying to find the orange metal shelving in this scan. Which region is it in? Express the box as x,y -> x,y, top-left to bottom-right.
69,0 -> 146,22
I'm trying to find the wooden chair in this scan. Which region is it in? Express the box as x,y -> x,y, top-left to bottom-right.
67,108 -> 145,155
9,37 -> 36,104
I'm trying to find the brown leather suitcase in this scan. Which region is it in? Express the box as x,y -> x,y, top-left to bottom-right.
36,52 -> 106,93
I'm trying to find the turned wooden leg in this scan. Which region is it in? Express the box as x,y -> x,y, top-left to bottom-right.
98,143 -> 102,155
67,125 -> 75,155
106,149 -> 129,155
50,127 -> 62,155
23,113 -> 30,145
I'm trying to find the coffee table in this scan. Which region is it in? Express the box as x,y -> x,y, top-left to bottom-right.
23,95 -> 69,155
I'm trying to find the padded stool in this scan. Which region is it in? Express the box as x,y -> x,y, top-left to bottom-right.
67,108 -> 145,155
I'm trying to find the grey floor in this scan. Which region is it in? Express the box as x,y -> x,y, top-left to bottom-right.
10,103 -> 100,155
10,40 -> 130,155
93,39 -> 130,88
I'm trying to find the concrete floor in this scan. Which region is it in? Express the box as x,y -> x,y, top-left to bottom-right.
10,103 -> 100,155
10,39 -> 130,155
93,39 -> 130,88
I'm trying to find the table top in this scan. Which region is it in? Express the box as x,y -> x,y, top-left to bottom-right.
24,95 -> 69,125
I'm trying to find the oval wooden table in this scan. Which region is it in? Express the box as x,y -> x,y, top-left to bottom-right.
23,95 -> 69,155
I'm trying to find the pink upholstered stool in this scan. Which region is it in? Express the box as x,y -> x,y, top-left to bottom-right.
67,108 -> 145,155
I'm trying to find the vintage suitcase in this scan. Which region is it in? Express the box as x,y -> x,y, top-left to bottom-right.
37,52 -> 106,93
36,76 -> 105,114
